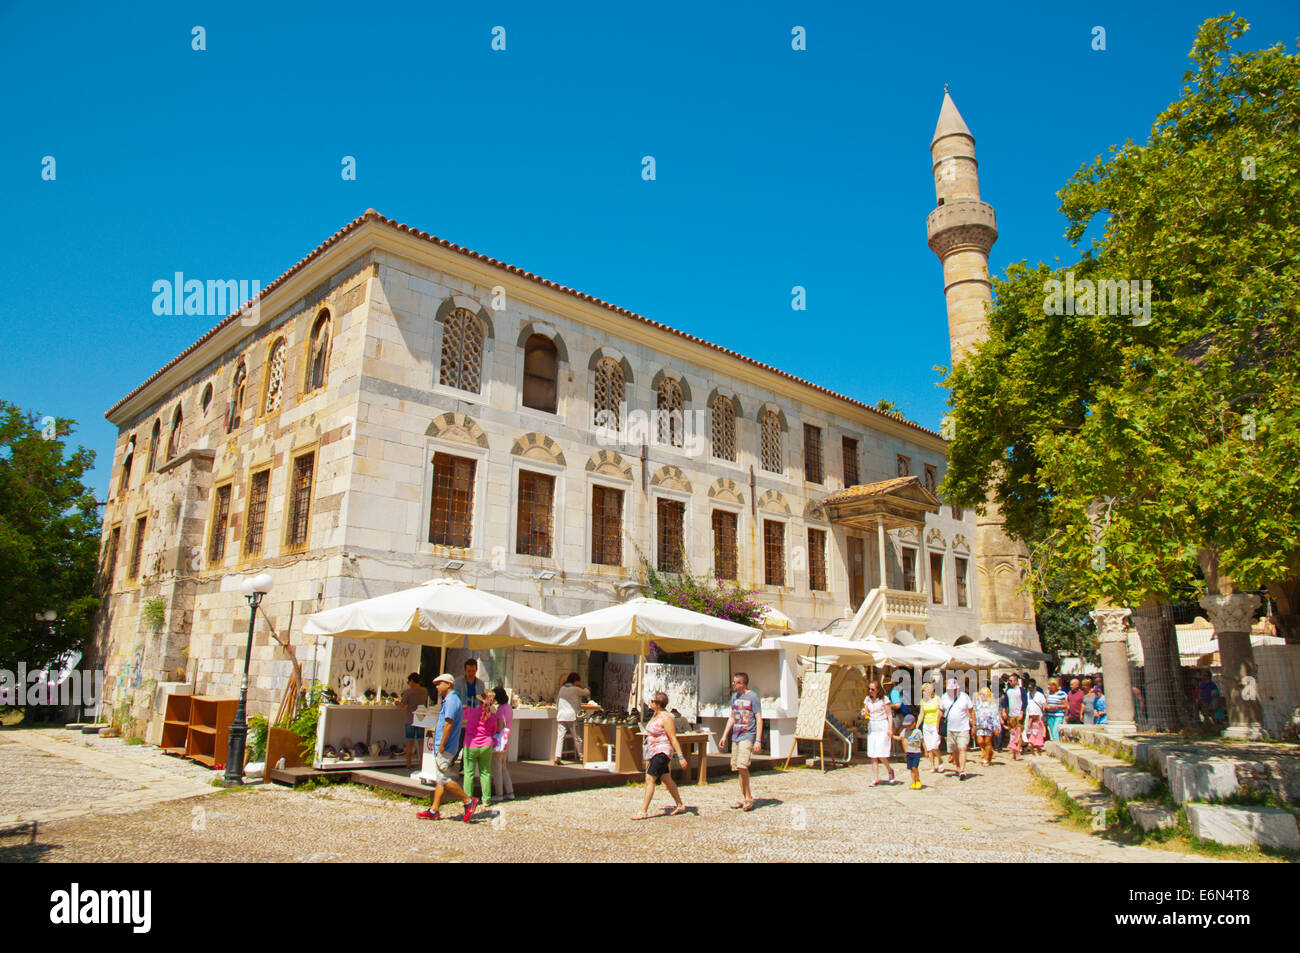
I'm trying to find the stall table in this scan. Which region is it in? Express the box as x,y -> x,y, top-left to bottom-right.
625,730 -> 710,784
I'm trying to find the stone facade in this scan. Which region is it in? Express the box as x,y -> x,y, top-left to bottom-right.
93,207 -> 987,725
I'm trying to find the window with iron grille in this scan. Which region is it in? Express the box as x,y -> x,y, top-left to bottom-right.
656,379 -> 684,448
760,411 -> 782,473
897,454 -> 911,478
924,463 -> 938,495
119,441 -> 134,495
516,470 -> 555,557
128,517 -> 146,580
808,528 -> 827,591
901,547 -> 917,591
146,419 -> 160,472
428,453 -> 476,547
287,453 -> 315,548
763,519 -> 785,587
591,485 -> 623,566
522,335 -> 558,413
208,484 -> 232,565
307,313 -> 331,391
102,526 -> 120,588
439,307 -> 483,394
264,338 -> 287,414
951,504 -> 963,520
804,424 -> 823,484
228,362 -> 246,433
842,436 -> 859,487
166,406 -> 182,460
657,499 -> 685,572
711,509 -> 738,580
711,395 -> 736,461
593,357 -> 624,431
930,552 -> 944,604
955,556 -> 969,607
243,469 -> 271,556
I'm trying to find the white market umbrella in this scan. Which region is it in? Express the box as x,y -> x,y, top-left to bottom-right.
977,638 -> 1051,667
758,604 -> 795,631
567,598 -> 763,713
772,631 -> 877,671
304,578 -> 584,670
947,642 -> 1012,669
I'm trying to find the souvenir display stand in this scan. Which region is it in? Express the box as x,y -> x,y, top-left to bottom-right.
313,702 -> 410,770
697,646 -> 798,757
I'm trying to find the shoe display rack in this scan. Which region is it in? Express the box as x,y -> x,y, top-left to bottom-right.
313,703 -> 411,770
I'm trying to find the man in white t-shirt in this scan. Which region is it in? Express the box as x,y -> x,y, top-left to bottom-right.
939,677 -> 974,779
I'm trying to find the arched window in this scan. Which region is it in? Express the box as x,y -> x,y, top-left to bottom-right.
119,437 -> 135,495
439,307 -> 484,394
656,378 -> 684,448
306,312 -> 331,392
522,334 -> 558,413
592,357 -> 625,431
227,361 -> 247,433
264,338 -> 286,414
711,394 -> 736,462
166,405 -> 183,460
760,409 -> 782,473
146,419 -> 161,472
200,383 -> 213,417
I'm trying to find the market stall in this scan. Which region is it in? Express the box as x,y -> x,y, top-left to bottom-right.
303,578 -> 583,776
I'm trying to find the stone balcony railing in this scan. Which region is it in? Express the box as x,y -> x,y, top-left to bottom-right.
882,588 -> 929,622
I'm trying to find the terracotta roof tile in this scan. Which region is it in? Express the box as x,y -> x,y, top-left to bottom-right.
820,475 -> 923,506
106,210 -> 941,441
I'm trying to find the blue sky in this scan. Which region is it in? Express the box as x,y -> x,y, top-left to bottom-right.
1,0 -> 1294,497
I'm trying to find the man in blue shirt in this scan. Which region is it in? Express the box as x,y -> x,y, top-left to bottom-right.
417,673 -> 474,821
720,672 -> 763,812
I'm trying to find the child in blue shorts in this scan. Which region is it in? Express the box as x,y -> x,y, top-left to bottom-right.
896,714 -> 924,790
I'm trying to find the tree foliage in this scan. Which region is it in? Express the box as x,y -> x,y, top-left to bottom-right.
0,402 -> 102,668
944,16 -> 1300,613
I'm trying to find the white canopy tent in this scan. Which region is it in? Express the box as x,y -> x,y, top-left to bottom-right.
567,598 -> 763,713
303,578 -> 584,671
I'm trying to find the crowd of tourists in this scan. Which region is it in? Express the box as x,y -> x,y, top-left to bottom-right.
397,658 -> 1111,821
857,670 -> 1108,786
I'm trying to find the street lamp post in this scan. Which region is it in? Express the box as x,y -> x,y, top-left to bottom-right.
223,572 -> 273,785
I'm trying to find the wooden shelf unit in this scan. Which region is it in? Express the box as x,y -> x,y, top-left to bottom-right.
160,694 -> 192,756
185,696 -> 238,768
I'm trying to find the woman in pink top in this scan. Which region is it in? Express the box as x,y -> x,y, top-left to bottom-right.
490,686 -> 515,801
632,692 -> 689,820
461,689 -> 499,817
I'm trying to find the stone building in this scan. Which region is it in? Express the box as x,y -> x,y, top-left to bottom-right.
92,95 -> 1029,731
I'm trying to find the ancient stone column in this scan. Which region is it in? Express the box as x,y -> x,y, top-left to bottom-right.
1090,605 -> 1134,731
1128,603 -> 1183,732
1199,593 -> 1264,738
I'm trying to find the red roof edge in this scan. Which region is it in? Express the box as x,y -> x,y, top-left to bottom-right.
105,210 -> 941,440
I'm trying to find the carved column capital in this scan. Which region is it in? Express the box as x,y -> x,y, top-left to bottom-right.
1090,606 -> 1132,644
1199,593 -> 1260,636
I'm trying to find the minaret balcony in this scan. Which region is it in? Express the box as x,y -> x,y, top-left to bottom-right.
926,200 -> 998,255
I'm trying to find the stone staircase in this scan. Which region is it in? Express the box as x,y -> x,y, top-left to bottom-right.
1041,724 -> 1300,850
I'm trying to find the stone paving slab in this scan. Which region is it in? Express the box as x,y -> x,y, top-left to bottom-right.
0,730 -> 218,831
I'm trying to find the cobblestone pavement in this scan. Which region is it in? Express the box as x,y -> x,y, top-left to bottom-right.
0,728 -> 220,830
0,733 -> 1219,862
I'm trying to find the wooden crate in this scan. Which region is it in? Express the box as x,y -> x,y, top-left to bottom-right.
160,693 -> 192,755
265,726 -> 306,771
185,696 -> 238,768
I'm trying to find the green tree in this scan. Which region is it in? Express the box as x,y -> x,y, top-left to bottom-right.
944,16 -> 1300,639
0,402 -> 102,669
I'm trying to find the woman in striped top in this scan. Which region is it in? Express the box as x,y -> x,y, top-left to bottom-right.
1044,679 -> 1068,742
